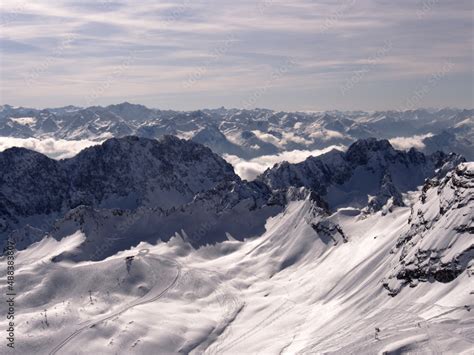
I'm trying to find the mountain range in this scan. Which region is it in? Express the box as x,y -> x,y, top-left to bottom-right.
0,136 -> 468,258
1,103 -> 473,160
0,110 -> 472,354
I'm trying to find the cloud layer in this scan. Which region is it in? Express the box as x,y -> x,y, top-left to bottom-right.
225,145 -> 345,180
0,137 -> 101,159
389,134 -> 433,150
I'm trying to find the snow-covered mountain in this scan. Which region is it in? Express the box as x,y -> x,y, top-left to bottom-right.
259,138 -> 465,212
384,162 -> 474,295
0,136 -> 237,243
0,131 -> 472,354
0,163 -> 472,353
1,136 -> 464,251
1,103 -> 473,159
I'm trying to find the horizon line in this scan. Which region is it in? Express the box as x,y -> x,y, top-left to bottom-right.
1,102 -> 473,114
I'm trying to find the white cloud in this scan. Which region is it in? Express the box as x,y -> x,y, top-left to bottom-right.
251,130 -> 314,148
281,132 -> 313,145
0,137 -> 102,159
389,134 -> 433,150
251,130 -> 282,146
224,145 -> 346,181
309,130 -> 345,140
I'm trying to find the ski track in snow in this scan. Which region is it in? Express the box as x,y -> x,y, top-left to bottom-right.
45,253 -> 250,355
48,252 -> 182,355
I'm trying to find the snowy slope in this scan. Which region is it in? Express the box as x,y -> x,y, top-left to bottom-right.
0,163 -> 472,354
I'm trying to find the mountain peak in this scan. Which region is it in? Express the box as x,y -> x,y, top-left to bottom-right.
345,138 -> 394,165
0,136 -> 240,236
106,102 -> 148,110
258,138 -> 462,212
346,137 -> 393,153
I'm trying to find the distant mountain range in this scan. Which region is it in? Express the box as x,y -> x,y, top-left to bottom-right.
1,103 -> 473,159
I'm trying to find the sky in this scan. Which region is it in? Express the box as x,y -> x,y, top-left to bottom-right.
0,0 -> 472,111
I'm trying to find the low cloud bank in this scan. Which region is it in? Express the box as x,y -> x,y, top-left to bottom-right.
225,145 -> 346,181
389,134 -> 433,150
0,137 -> 102,159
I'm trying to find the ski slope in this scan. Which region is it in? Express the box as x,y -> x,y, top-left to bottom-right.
1,173 -> 472,354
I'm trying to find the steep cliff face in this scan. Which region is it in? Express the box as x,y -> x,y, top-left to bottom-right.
383,162 -> 474,295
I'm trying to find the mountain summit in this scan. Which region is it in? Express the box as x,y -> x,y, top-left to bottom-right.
0,136 -> 238,237
258,138 -> 465,212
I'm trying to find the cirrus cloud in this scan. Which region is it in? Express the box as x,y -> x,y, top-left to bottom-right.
0,0 -> 472,110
